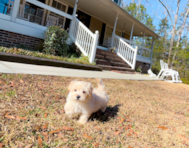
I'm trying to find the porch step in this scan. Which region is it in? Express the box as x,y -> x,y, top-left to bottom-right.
95,54 -> 126,63
96,59 -> 130,68
95,49 -> 134,73
97,65 -> 135,72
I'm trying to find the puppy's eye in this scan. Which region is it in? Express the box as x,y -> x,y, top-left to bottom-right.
75,89 -> 77,91
83,91 -> 85,94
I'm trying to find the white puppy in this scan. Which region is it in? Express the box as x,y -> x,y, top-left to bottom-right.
64,78 -> 109,124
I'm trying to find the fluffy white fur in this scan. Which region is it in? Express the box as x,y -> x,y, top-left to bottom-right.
64,78 -> 109,124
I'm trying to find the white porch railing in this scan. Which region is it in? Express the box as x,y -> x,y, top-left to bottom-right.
113,35 -> 138,69
69,16 -> 99,63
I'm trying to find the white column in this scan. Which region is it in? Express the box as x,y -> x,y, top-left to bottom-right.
11,0 -> 20,22
132,46 -> 138,70
140,31 -> 145,55
90,31 -> 99,63
150,37 -> 155,68
69,0 -> 78,34
130,23 -> 134,44
110,13 -> 119,47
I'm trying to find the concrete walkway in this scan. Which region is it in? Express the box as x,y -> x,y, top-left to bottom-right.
0,61 -> 160,81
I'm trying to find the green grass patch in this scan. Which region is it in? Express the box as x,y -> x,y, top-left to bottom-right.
0,46 -> 95,66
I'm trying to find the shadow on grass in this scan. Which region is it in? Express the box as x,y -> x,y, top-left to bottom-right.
89,105 -> 120,123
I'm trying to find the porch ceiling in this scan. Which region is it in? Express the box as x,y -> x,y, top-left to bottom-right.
61,0 -> 159,37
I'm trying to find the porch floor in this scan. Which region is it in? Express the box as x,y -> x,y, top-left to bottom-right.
0,61 -> 160,81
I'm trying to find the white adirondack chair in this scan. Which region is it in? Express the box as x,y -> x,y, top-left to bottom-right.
46,15 -> 59,27
147,69 -> 157,78
157,60 -> 182,83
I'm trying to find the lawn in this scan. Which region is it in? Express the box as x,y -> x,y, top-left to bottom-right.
0,74 -> 189,148
0,47 -> 95,66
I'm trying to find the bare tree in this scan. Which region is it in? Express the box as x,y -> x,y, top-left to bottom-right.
158,0 -> 181,66
171,7 -> 189,68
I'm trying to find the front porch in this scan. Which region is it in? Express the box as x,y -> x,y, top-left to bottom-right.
0,0 -> 158,72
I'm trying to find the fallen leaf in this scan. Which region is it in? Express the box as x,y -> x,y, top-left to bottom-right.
173,128 -> 177,132
127,133 -> 132,136
0,81 -> 1,84
42,124 -> 48,129
39,106 -> 46,110
49,129 -> 62,135
5,113 -> 15,119
45,93 -> 49,96
120,119 -> 125,124
95,142 -> 99,148
42,132 -> 48,142
157,126 -> 168,130
94,127 -> 100,130
20,80 -> 24,83
178,134 -> 189,142
128,146 -> 132,148
62,127 -> 74,131
129,129 -> 134,134
35,125 -> 41,131
126,119 -> 132,122
35,113 -> 40,117
128,125 -> 132,129
125,127 -> 129,130
114,131 -> 120,136
134,132 -> 138,137
16,116 -> 27,121
84,134 -> 93,139
44,113 -> 48,118
9,81 -> 14,87
38,136 -> 43,148
0,143 -> 4,148
117,117 -> 121,119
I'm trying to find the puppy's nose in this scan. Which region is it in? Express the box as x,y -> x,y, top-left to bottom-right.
77,95 -> 80,100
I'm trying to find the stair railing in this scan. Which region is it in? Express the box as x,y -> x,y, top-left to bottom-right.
69,16 -> 99,63
113,35 -> 138,69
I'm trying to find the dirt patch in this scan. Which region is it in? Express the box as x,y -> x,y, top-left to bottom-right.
0,74 -> 189,147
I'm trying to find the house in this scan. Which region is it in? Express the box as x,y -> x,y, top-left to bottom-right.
0,0 -> 159,73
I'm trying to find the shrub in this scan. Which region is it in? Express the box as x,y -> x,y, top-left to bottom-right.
43,26 -> 69,56
136,66 -> 142,73
181,78 -> 189,85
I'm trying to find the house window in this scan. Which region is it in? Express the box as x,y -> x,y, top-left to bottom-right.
114,0 -> 119,4
52,0 -> 66,12
0,0 -> 14,15
49,0 -> 67,28
24,3 -> 44,25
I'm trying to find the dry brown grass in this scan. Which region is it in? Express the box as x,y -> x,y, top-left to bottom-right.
0,74 -> 189,148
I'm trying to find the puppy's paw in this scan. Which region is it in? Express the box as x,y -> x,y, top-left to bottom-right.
77,120 -> 86,125
77,114 -> 89,124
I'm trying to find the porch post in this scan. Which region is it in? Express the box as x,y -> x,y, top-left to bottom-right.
150,37 -> 155,69
140,31 -> 145,56
11,0 -> 20,22
110,13 -> 119,47
69,0 -> 78,34
130,23 -> 134,44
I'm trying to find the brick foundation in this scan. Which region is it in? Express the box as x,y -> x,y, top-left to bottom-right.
0,30 -> 44,50
135,61 -> 151,73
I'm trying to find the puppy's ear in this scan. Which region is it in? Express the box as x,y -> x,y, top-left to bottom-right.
87,83 -> 93,98
68,80 -> 75,91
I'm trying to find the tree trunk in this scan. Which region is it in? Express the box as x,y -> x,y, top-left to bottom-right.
167,0 -> 181,67
171,7 -> 189,68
